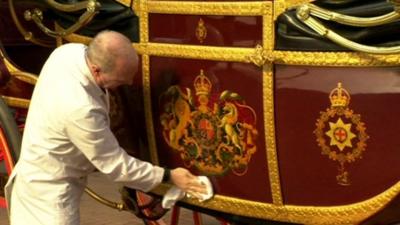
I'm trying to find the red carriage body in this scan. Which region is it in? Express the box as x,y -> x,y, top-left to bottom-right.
1,0 -> 400,224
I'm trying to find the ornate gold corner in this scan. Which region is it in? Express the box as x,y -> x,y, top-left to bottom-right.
247,45 -> 274,67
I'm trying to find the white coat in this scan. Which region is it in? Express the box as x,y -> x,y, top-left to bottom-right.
4,43 -> 163,225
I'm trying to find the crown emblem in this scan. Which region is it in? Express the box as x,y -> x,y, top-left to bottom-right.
329,82 -> 350,108
194,69 -> 212,96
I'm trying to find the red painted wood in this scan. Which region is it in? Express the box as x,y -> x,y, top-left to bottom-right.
275,65 -> 400,205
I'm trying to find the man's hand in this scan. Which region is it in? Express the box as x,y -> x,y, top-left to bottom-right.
170,168 -> 207,197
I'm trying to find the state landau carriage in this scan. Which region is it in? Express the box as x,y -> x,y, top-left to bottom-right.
1,0 -> 400,224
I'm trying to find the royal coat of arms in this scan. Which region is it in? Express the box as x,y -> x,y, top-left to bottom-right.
159,70 -> 258,175
314,82 -> 369,185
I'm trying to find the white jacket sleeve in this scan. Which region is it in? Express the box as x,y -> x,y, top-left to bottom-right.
65,105 -> 163,192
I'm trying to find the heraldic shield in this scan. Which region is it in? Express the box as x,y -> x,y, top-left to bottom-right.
314,82 -> 369,186
159,69 -> 258,176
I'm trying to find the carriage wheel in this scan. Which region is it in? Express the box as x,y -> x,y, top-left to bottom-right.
0,97 -> 22,208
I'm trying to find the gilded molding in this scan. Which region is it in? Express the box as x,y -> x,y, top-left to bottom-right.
273,51 -> 400,66
138,43 -> 254,62
263,64 -> 282,205
146,1 -> 271,16
134,45 -> 400,67
142,54 -> 159,165
139,10 -> 149,43
152,182 -> 400,225
263,8 -> 274,51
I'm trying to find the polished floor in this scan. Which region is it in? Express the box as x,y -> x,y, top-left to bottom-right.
0,172 -> 221,225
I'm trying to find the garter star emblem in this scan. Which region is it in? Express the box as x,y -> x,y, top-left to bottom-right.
160,70 -> 258,176
314,82 -> 369,186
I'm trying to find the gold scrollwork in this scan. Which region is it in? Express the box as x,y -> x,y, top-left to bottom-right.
247,45 -> 274,67
139,10 -> 149,43
23,0 -> 100,38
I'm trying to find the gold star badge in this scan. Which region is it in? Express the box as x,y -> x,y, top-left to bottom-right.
325,118 -> 356,151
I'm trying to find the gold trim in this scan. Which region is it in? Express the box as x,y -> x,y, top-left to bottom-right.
1,96 -> 30,109
139,2 -> 149,43
247,45 -> 271,67
264,5 -> 282,202
146,1 -> 271,16
263,63 -> 282,205
264,6 -> 274,51
135,44 -> 400,67
152,182 -> 400,224
138,43 -> 254,62
273,51 -> 400,66
142,54 -> 159,165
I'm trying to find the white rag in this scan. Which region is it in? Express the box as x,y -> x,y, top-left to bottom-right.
161,176 -> 213,209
